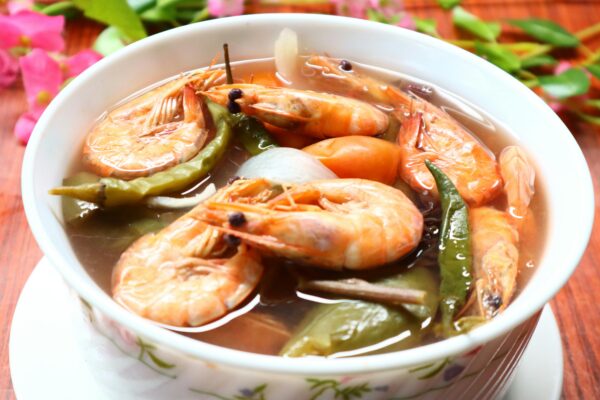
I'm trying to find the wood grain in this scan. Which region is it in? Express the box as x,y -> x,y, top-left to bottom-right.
1,2 -> 599,399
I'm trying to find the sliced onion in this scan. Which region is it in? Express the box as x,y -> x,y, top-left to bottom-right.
236,148 -> 337,184
146,183 -> 217,209
274,28 -> 299,85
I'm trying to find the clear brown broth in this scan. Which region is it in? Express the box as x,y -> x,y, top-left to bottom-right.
64,57 -> 547,356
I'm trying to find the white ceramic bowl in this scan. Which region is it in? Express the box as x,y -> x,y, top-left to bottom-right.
22,14 -> 593,400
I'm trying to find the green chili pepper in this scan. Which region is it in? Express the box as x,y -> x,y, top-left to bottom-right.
425,160 -> 472,335
50,101 -> 232,207
61,172 -> 100,225
231,114 -> 278,155
280,266 -> 438,357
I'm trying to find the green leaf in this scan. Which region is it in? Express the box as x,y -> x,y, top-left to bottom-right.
93,26 -> 127,56
40,1 -> 79,17
414,17 -> 440,37
73,0 -> 147,42
140,5 -> 177,22
437,0 -> 461,9
475,42 -> 521,73
509,19 -> 579,48
453,7 -> 501,42
521,54 -> 558,69
366,9 -> 400,25
538,68 -> 590,99
127,0 -> 156,13
587,64 -> 600,80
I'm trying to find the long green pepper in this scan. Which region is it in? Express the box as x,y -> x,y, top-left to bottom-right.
50,101 -> 233,207
231,114 -> 278,155
425,160 -> 472,335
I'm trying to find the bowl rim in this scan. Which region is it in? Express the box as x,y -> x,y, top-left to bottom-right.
22,13 -> 594,376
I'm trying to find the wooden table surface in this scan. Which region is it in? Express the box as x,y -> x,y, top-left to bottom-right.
1,1 -> 599,399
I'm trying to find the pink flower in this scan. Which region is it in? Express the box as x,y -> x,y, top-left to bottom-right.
19,48 -> 62,118
554,61 -> 572,76
0,49 -> 19,88
333,0 -> 370,18
14,111 -> 37,144
63,49 -> 103,79
0,10 -> 65,52
207,0 -> 244,17
7,0 -> 34,15
396,13 -> 415,30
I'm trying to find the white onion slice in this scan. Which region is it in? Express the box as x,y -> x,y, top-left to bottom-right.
146,183 -> 217,209
274,28 -> 299,85
236,148 -> 337,184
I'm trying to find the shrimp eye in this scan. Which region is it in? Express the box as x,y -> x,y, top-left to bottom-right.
228,88 -> 243,101
223,233 -> 241,247
339,60 -> 353,72
228,212 -> 247,227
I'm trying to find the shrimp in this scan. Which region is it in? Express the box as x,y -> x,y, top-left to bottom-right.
468,145 -> 535,319
112,178 -> 271,327
201,84 -> 389,139
84,69 -> 226,180
305,56 -> 503,206
195,178 -> 424,270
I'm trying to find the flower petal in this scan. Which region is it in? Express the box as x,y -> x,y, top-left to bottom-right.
14,111 -> 38,144
0,16 -> 22,49
19,48 -> 62,116
8,0 -> 34,15
0,49 -> 20,88
64,49 -> 102,79
207,0 -> 244,17
11,11 -> 65,52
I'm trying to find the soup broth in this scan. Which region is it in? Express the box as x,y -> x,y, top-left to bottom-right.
63,56 -> 546,357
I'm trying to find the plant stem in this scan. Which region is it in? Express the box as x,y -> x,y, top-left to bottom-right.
191,7 -> 210,23
576,21 -> 600,41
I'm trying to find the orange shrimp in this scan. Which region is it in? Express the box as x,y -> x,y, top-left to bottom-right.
305,56 -> 503,206
468,145 -> 535,319
84,69 -> 225,180
112,179 -> 272,327
201,84 -> 389,139
303,136 -> 401,184
195,178 -> 423,270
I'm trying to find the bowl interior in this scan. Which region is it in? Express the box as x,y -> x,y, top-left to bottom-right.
22,14 -> 594,375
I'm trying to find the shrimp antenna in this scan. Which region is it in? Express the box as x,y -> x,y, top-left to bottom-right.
223,43 -> 233,84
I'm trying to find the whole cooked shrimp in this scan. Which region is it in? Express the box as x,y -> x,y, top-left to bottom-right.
195,178 -> 424,270
112,178 -> 272,327
84,69 -> 226,180
201,84 -> 389,139
468,145 -> 535,318
305,56 -> 502,207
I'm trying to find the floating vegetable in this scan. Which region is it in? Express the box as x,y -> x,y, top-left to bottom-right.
274,28 -> 299,84
236,147 -> 337,184
145,183 -> 217,209
50,101 -> 232,207
61,172 -> 100,225
281,266 -> 438,357
425,160 -> 472,335
303,136 -> 401,184
231,114 -> 278,156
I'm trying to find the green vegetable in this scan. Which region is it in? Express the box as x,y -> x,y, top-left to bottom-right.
61,172 -> 100,225
425,160 -> 472,335
521,54 -> 558,70
538,68 -> 590,99
50,101 -> 232,207
509,19 -> 579,48
414,18 -> 440,38
231,114 -> 278,156
73,0 -> 147,42
453,7 -> 501,42
474,42 -> 521,73
127,0 -> 156,13
280,267 -> 438,357
437,0 -> 461,10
